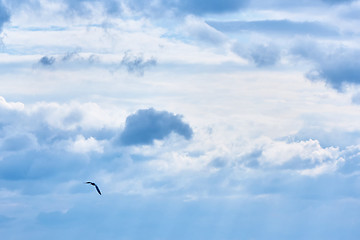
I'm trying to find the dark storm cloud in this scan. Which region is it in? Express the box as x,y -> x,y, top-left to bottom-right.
119,108 -> 193,146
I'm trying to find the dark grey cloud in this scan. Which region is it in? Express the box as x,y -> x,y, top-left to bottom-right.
207,19 -> 339,37
120,53 -> 157,76
119,108 -> 193,146
292,41 -> 360,90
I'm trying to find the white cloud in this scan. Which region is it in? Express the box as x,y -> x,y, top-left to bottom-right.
259,138 -> 340,166
0,96 -> 24,111
181,15 -> 228,45
67,135 -> 105,154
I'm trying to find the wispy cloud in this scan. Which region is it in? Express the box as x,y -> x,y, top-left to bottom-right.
119,52 -> 157,76
233,42 -> 281,67
208,19 -> 339,37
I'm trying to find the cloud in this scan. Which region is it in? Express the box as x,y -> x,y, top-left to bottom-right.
63,0 -> 122,17
119,108 -> 193,146
36,51 -> 154,75
207,19 -> 339,37
292,41 -> 360,90
61,49 -> 80,62
119,52 -> 157,76
36,51 -> 99,69
0,1 -> 9,32
235,137 -> 344,177
289,124 -> 360,148
182,16 -> 227,45
177,0 -> 249,15
67,135 -> 104,154
233,42 -> 280,67
38,56 -> 56,66
125,0 -> 249,17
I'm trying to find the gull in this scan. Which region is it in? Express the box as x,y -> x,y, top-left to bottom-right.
85,181 -> 102,195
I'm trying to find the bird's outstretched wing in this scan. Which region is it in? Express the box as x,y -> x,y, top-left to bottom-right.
85,181 -> 102,195
94,184 -> 102,195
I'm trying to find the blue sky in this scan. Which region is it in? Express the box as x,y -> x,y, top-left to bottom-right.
1,0 -> 360,239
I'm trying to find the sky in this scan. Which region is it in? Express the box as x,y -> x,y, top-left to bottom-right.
1,0 -> 360,239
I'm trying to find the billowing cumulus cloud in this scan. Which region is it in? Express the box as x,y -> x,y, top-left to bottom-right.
119,108 -> 193,146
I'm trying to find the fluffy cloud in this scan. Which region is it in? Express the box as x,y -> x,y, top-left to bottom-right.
67,135 -> 104,154
119,108 -> 193,146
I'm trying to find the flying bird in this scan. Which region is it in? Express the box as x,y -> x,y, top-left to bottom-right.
85,181 -> 102,195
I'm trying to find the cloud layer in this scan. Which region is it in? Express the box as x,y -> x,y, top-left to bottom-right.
1,0 -> 360,239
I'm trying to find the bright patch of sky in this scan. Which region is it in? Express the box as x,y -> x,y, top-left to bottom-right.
1,0 -> 360,239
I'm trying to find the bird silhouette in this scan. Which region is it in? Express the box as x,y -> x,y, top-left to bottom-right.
85,181 -> 102,195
